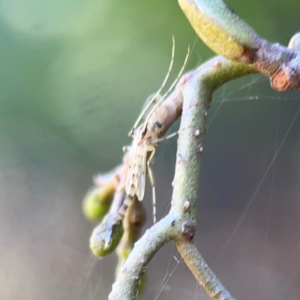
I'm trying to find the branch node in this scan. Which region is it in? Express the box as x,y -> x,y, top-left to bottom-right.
182,222 -> 197,241
271,65 -> 291,90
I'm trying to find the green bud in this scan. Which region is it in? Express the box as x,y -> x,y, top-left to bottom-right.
82,183 -> 115,221
90,214 -> 124,257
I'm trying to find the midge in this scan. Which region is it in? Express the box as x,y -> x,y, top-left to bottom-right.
89,39 -> 189,257
124,37 -> 190,223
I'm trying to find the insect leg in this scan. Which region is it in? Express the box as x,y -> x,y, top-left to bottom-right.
154,131 -> 178,143
146,147 -> 157,223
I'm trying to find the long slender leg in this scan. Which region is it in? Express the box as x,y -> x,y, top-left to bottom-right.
147,149 -> 156,223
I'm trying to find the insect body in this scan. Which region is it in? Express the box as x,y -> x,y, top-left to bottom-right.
126,116 -> 161,223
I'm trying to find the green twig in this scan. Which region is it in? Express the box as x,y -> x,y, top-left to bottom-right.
109,56 -> 254,300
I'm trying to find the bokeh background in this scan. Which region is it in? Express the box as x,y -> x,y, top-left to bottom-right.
1,0 -> 300,299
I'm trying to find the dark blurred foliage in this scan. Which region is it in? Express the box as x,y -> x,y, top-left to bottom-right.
1,1 -> 300,300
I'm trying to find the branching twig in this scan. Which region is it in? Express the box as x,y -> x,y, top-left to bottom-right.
108,32 -> 300,300
109,56 -> 254,300
87,1 -> 300,299
176,240 -> 234,300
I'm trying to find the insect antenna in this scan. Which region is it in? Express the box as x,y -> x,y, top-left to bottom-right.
145,46 -> 190,223
144,45 -> 190,125
129,36 -> 176,137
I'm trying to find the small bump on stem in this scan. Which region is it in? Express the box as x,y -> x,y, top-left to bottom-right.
183,200 -> 190,211
194,128 -> 200,137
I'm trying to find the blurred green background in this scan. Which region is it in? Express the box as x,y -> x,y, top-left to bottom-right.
1,0 -> 300,299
